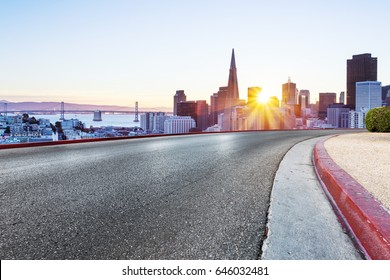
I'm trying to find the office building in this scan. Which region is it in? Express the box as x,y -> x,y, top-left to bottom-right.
327,104 -> 350,128
339,91 -> 345,104
382,85 -> 390,104
348,111 -> 366,128
298,90 -> 310,109
319,92 -> 336,119
140,112 -> 166,133
177,100 -> 209,131
173,90 -> 187,115
164,116 -> 196,134
247,87 -> 261,108
282,78 -> 297,105
195,100 -> 209,131
347,53 -> 377,109
356,81 -> 382,112
210,87 -> 228,126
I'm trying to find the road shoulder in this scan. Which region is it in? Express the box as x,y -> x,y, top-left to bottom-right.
261,136 -> 362,260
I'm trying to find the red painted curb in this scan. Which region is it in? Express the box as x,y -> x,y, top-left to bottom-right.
314,137 -> 390,260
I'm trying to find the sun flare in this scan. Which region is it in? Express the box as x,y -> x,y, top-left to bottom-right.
257,93 -> 271,104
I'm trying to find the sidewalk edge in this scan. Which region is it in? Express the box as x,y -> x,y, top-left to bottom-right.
313,137 -> 390,260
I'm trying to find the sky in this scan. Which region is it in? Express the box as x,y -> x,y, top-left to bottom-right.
1,0 -> 389,109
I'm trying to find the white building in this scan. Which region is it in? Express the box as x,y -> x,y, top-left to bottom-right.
164,116 -> 195,134
141,112 -> 167,133
356,81 -> 382,112
348,110 -> 366,128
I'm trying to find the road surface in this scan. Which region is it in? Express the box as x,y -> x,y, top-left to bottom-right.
0,130 -> 353,259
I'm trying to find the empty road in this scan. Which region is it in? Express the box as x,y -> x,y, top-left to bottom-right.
0,130 -> 353,259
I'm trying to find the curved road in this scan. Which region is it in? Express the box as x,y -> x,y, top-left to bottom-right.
0,130 -> 352,259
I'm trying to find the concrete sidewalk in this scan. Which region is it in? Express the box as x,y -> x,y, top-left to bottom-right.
261,136 -> 362,260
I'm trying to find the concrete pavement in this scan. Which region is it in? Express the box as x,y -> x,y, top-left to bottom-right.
263,133 -> 390,260
261,136 -> 363,260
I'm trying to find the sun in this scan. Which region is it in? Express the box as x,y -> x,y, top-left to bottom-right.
257,93 -> 271,104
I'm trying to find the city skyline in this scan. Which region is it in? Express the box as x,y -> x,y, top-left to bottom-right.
1,0 -> 389,108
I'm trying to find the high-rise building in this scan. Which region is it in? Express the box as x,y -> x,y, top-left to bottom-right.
227,49 -> 239,104
164,116 -> 196,134
222,49 -> 240,131
282,78 -> 297,105
298,90 -> 310,109
355,81 -> 382,112
195,100 -> 209,131
209,87 -> 228,126
177,100 -> 209,131
385,91 -> 390,107
247,87 -> 261,108
173,90 -> 187,115
339,91 -> 345,104
177,101 -> 197,124
382,85 -> 390,104
140,112 -> 166,133
319,92 -> 336,119
347,53 -> 377,109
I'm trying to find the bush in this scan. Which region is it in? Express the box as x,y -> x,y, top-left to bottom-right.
366,107 -> 390,132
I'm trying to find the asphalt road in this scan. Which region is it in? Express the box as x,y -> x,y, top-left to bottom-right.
0,130 -> 353,259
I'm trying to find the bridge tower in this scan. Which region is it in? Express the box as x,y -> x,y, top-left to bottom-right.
4,103 -> 7,117
134,101 -> 140,122
60,102 -> 65,120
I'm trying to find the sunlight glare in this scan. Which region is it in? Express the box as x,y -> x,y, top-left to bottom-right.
257,93 -> 271,104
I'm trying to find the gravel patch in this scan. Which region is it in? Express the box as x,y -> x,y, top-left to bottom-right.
324,133 -> 390,211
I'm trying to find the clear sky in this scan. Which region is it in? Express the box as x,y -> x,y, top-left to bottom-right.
1,0 -> 389,109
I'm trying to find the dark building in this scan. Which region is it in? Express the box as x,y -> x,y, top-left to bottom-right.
209,86 -> 228,126
382,85 -> 390,105
195,100 -> 209,131
298,90 -> 310,109
319,92 -> 336,119
177,100 -> 209,131
173,90 -> 187,115
177,101 -> 197,123
347,53 -> 377,109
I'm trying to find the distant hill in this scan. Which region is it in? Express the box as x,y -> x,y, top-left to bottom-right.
0,101 -> 172,113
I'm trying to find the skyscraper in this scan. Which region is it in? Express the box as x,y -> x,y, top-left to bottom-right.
209,86 -> 228,126
195,100 -> 209,131
298,90 -> 310,109
177,101 -> 197,125
222,49 -> 240,131
355,81 -> 382,112
339,91 -> 345,104
347,54 -> 377,109
282,78 -> 297,105
247,87 -> 261,109
177,100 -> 209,131
319,92 -> 336,119
173,90 -> 187,115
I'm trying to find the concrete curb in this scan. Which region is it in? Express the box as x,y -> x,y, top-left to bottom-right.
313,137 -> 390,260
